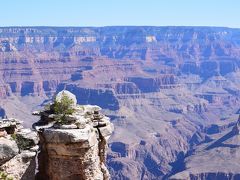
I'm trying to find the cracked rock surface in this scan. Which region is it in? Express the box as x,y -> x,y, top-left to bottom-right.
34,90 -> 114,180
0,118 -> 38,180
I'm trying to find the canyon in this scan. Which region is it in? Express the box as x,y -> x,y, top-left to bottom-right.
1,26 -> 240,179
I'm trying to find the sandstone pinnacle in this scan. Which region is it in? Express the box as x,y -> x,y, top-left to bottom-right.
34,91 -> 114,180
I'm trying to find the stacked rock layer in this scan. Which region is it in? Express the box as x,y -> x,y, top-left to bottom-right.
34,90 -> 114,180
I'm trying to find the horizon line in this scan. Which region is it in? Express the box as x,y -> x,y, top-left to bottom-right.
0,25 -> 240,29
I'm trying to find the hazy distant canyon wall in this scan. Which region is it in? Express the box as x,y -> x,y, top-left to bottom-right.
1,27 -> 240,97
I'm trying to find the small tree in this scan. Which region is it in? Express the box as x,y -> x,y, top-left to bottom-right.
53,94 -> 75,124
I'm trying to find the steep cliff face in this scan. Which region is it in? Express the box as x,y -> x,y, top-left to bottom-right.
33,91 -> 114,180
1,27 -> 240,59
169,117 -> 240,180
1,26 -> 240,99
1,26 -> 240,179
0,91 -> 113,180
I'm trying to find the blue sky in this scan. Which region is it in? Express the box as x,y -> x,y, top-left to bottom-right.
1,0 -> 240,27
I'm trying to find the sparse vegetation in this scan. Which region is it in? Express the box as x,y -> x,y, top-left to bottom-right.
10,134 -> 17,141
53,93 -> 75,124
0,171 -> 14,180
11,133 -> 33,150
16,135 -> 34,151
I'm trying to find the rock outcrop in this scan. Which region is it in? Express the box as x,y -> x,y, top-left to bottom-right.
0,118 -> 38,180
0,91 -> 113,180
33,90 -> 114,180
0,137 -> 18,165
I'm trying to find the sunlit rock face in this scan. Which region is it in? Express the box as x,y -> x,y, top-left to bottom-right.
1,26 -> 240,100
34,91 -> 114,180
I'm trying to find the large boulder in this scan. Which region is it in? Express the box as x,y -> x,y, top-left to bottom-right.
0,137 -> 19,165
55,90 -> 77,107
34,103 -> 114,180
0,150 -> 36,180
15,129 -> 39,150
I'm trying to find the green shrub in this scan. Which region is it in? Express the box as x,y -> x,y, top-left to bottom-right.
53,94 -> 75,124
11,133 -> 33,151
16,135 -> 34,151
0,171 -> 14,180
10,134 -> 17,141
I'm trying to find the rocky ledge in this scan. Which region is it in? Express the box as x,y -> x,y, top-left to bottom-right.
0,118 -> 39,180
33,90 -> 114,180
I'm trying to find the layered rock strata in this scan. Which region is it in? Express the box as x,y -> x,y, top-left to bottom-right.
1,26 -> 240,179
170,116 -> 240,180
33,90 -> 114,180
